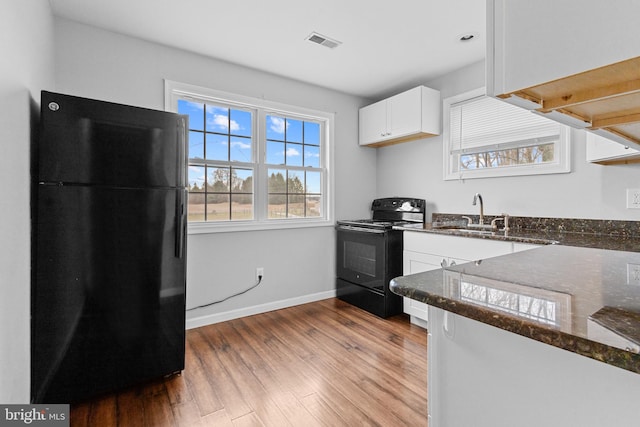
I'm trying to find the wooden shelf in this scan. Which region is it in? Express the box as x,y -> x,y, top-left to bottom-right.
499,56 -> 640,147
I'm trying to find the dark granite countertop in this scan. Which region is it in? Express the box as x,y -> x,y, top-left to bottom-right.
390,244 -> 640,374
395,213 -> 640,252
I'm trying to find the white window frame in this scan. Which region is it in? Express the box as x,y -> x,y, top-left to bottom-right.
443,88 -> 571,180
165,80 -> 334,234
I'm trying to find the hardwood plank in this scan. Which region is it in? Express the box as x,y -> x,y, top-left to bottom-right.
200,408 -> 235,427
199,323 -> 293,427
140,383 -> 176,427
299,392 -> 348,427
182,329 -> 227,417
267,305 -> 426,426
262,310 -> 409,425
69,298 -> 428,427
187,328 -> 253,420
69,400 -> 90,427
86,394 -> 117,426
115,388 -> 144,427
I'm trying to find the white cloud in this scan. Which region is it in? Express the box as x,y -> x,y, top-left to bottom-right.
209,114 -> 240,132
286,147 -> 300,156
269,116 -> 287,134
231,140 -> 251,149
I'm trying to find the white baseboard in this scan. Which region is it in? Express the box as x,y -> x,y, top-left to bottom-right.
185,290 -> 337,330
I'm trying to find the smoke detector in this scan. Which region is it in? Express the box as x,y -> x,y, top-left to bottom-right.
306,32 -> 342,49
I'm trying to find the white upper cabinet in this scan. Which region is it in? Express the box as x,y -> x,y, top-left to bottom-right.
359,86 -> 440,147
487,0 -> 640,150
586,131 -> 640,164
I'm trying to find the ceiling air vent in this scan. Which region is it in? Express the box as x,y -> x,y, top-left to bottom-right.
306,32 -> 342,49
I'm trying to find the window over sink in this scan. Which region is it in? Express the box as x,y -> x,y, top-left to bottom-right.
443,88 -> 571,180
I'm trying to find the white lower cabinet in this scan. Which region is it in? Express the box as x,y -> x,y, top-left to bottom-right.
402,231 -> 540,327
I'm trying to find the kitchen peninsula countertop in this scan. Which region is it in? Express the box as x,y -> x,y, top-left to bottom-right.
390,244 -> 640,373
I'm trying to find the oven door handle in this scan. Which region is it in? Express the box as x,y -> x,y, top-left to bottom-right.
336,225 -> 387,234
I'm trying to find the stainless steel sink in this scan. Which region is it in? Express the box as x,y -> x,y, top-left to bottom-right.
433,226 -> 498,236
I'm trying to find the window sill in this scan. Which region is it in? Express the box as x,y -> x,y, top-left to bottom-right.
187,218 -> 335,234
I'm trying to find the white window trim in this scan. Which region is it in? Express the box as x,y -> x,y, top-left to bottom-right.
164,80 -> 335,234
443,88 -> 571,181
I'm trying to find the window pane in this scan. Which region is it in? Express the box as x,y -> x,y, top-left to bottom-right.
206,105 -> 230,133
232,168 -> 253,193
306,171 -> 321,193
460,143 -> 556,171
189,131 -> 204,159
287,170 -> 304,193
268,169 -> 286,193
288,194 -> 305,217
268,194 -> 286,219
178,100 -> 204,130
206,133 -> 229,161
286,118 -> 303,142
267,115 -> 286,141
306,195 -> 321,217
267,141 -> 285,164
286,143 -> 303,166
230,109 -> 252,137
304,121 -> 320,145
304,145 -> 320,167
231,194 -> 253,220
206,194 -> 229,221
230,136 -> 252,162
207,167 -> 229,192
188,193 -> 205,222
188,166 -> 205,192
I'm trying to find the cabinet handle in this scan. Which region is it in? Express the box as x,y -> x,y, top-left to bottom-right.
450,260 -> 457,266
441,259 -> 448,267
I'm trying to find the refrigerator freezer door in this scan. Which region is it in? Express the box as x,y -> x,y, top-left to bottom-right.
39,91 -> 186,188
32,185 -> 186,403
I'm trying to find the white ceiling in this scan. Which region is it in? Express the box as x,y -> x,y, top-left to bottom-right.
49,0 -> 486,100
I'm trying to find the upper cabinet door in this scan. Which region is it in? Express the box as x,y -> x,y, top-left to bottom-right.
359,99 -> 388,145
387,87 -> 423,139
487,0 -> 640,150
359,86 -> 441,148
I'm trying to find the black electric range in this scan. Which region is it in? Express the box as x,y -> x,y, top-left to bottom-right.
335,197 -> 426,317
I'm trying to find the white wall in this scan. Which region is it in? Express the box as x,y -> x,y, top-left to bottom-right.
376,60 -> 640,221
53,18 -> 376,327
0,0 -> 55,403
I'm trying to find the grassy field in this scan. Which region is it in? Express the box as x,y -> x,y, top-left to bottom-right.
188,200 -> 320,222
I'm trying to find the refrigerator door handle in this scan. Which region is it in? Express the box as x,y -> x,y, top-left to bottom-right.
177,116 -> 188,187
175,189 -> 187,258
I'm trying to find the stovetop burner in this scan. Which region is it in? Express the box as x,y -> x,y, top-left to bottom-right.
336,219 -> 411,229
337,197 -> 426,230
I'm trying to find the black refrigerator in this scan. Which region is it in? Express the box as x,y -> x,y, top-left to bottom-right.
31,91 -> 188,403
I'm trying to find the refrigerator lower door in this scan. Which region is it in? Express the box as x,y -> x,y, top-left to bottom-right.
32,185 -> 186,403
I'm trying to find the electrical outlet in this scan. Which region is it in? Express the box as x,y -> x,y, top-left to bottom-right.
626,189 -> 640,209
256,267 -> 264,281
628,264 -> 640,285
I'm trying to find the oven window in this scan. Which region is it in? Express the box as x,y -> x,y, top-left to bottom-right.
343,241 -> 376,277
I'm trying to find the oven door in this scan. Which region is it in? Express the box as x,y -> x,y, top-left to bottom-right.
336,225 -> 386,293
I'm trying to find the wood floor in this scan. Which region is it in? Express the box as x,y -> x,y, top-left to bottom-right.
69,298 -> 428,426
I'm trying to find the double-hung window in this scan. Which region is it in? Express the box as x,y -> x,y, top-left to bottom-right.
165,81 -> 333,232
443,88 -> 571,180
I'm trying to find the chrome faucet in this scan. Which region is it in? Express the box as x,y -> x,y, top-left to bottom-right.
472,193 -> 484,225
